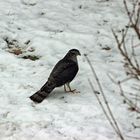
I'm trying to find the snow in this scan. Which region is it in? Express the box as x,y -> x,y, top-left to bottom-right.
0,0 -> 139,140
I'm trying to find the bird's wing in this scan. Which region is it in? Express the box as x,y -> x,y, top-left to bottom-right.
48,59 -> 78,86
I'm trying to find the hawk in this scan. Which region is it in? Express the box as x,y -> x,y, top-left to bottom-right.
30,49 -> 81,103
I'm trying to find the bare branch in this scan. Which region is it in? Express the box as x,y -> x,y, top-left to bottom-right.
85,54 -> 124,140
118,81 -> 140,113
123,0 -> 140,39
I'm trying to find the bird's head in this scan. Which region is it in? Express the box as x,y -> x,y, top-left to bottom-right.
64,49 -> 81,62
68,49 -> 81,56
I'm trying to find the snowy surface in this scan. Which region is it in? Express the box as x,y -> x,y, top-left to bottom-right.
0,0 -> 140,140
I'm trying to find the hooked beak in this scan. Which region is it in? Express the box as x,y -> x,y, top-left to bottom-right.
78,51 -> 81,56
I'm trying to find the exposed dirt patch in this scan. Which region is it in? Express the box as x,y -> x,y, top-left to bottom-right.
3,37 -> 40,61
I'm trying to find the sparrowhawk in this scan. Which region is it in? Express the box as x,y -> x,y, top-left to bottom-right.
30,49 -> 81,103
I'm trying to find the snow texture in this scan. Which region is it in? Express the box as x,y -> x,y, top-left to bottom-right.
0,0 -> 139,140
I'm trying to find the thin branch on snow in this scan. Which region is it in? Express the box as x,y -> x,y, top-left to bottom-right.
123,0 -> 140,39
111,0 -> 140,115
88,79 -> 118,133
112,0 -> 140,78
112,29 -> 140,78
85,54 -> 125,140
108,73 -> 140,113
118,81 -> 140,113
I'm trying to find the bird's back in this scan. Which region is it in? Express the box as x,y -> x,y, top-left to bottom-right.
48,58 -> 78,87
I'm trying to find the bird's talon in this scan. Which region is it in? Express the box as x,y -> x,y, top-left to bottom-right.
67,89 -> 80,94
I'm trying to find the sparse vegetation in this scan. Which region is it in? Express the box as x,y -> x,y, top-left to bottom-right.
85,54 -> 125,140
3,37 -> 40,61
86,1 -> 140,139
111,0 -> 140,133
112,0 -> 140,113
22,55 -> 40,61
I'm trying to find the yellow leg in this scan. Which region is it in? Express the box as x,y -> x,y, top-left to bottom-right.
66,83 -> 80,94
67,83 -> 76,92
64,84 -> 67,92
64,84 -> 72,92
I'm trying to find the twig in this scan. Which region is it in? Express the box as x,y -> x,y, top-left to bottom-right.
118,81 -> 140,113
88,79 -> 119,133
112,29 -> 140,77
123,0 -> 140,39
131,36 -> 140,70
85,54 -> 124,140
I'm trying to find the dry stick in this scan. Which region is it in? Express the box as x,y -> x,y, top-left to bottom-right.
111,28 -> 130,69
135,94 -> 138,111
112,29 -> 130,64
131,36 -> 140,70
123,0 -> 140,39
118,81 -> 140,113
134,90 -> 140,114
108,74 -> 140,112
85,55 -> 124,140
88,79 -> 119,134
121,33 -> 136,76
111,28 -> 128,48
112,29 -> 140,77
122,30 -> 128,56
107,73 -> 135,85
135,4 -> 140,26
123,0 -> 136,26
123,34 -> 140,76
134,2 -> 140,39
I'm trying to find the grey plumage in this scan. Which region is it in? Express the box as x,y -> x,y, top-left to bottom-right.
30,49 -> 81,103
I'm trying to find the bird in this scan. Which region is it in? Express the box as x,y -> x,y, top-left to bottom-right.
30,49 -> 81,103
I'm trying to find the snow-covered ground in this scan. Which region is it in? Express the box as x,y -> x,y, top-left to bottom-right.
0,0 -> 139,140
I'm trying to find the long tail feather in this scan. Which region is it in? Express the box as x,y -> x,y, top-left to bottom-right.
30,91 -> 49,103
30,81 -> 55,103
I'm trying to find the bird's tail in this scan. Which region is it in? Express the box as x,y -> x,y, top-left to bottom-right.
30,81 -> 55,103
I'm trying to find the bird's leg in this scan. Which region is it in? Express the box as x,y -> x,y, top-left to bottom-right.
64,84 -> 72,92
67,83 -> 75,92
66,83 -> 80,94
64,84 -> 67,92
